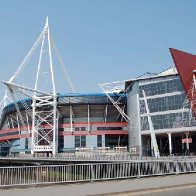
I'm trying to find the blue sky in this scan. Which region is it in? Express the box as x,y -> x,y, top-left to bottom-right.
0,0 -> 196,98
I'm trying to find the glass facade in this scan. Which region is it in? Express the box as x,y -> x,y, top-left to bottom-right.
141,113 -> 181,130
139,77 -> 190,131
140,94 -> 186,114
139,79 -> 184,97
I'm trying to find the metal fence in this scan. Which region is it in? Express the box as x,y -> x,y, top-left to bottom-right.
1,160 -> 196,187
4,152 -> 196,162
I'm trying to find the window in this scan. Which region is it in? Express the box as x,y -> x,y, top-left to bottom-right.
97,127 -> 123,131
140,112 -> 196,131
81,136 -> 86,147
97,135 -> 102,147
75,127 -> 86,131
81,127 -> 86,131
139,78 -> 184,97
58,136 -> 64,149
140,94 -> 186,114
75,127 -> 80,131
25,138 -> 28,149
75,136 -> 80,147
75,136 -> 86,148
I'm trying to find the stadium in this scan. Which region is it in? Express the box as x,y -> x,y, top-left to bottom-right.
0,93 -> 128,155
0,20 -> 196,157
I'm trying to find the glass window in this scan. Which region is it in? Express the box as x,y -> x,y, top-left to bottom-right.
140,94 -> 187,114
25,138 -> 28,149
75,136 -> 86,148
141,111 -> 196,131
97,127 -> 123,131
75,127 -> 80,131
81,127 -> 86,131
75,136 -> 80,148
81,136 -> 86,147
139,78 -> 184,97
58,136 -> 64,149
97,135 -> 102,147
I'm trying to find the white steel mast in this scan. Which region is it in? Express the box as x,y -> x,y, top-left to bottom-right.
142,90 -> 160,158
2,17 -> 59,157
31,17 -> 58,156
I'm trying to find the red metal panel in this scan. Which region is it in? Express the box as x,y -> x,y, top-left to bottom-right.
0,134 -> 30,141
60,130 -> 128,136
60,122 -> 128,128
170,48 -> 196,115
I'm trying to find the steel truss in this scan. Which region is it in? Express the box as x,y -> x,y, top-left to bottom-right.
1,18 -> 61,156
99,81 -> 130,122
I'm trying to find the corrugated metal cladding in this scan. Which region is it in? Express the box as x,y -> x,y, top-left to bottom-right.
58,94 -> 127,105
1,93 -> 127,118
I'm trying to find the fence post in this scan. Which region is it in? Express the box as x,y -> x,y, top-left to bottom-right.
137,162 -> 141,178
175,160 -> 179,175
36,167 -> 39,183
90,164 -> 95,182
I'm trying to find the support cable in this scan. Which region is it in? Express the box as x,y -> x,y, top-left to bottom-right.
9,29 -> 46,83
50,34 -> 76,93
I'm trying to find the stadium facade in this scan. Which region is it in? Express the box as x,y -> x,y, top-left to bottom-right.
0,93 -> 128,155
0,20 -> 196,157
126,67 -> 196,156
1,66 -> 196,156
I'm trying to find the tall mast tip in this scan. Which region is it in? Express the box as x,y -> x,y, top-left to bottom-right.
45,16 -> 49,27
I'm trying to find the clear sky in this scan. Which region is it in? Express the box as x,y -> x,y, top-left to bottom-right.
0,0 -> 196,99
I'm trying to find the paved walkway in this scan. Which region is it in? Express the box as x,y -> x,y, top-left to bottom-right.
1,173 -> 196,196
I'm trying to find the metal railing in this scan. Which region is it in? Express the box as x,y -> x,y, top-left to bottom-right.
3,152 -> 196,162
0,160 -> 196,187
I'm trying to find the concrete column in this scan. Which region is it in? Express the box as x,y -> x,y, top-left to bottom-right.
88,105 -> 90,132
70,105 -> 73,132
168,133 -> 172,155
102,135 -> 105,147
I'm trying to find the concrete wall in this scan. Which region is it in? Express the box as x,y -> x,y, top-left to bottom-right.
10,139 -> 20,153
102,135 -> 105,147
127,81 -> 142,155
86,135 -> 97,148
63,135 -> 106,149
20,138 -> 26,150
64,136 -> 75,149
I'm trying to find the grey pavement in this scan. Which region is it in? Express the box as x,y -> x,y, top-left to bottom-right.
1,173 -> 196,196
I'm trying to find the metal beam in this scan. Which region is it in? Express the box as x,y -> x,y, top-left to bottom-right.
142,90 -> 160,158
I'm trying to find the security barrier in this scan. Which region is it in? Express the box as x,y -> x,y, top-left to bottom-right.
0,159 -> 196,186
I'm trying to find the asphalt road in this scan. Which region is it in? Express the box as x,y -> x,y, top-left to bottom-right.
109,184 -> 196,196
1,173 -> 196,196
